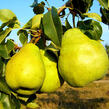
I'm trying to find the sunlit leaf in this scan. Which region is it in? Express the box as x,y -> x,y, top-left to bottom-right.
0,9 -> 20,29
27,102 -> 39,108
83,13 -> 102,22
97,0 -> 108,10
32,14 -> 43,29
22,18 -> 32,29
0,9 -> 16,23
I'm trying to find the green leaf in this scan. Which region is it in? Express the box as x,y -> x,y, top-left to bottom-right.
0,93 -> 10,109
27,102 -> 39,108
43,7 -> 63,47
7,17 -> 20,29
77,19 -> 102,40
0,58 -> 5,77
6,39 -> 15,53
26,94 -> 38,108
0,59 -> 3,73
105,45 -> 109,56
0,9 -> 16,23
9,94 -> 21,109
108,0 -> 109,8
0,58 -> 5,76
0,77 -> 11,95
100,7 -> 109,25
36,38 -> 45,49
83,13 -> 102,22
72,0 -> 93,13
97,0 -> 108,10
45,42 -> 60,60
0,44 -> 10,59
0,93 -> 21,109
0,28 -> 12,44
22,18 -> 32,29
32,14 -> 43,29
0,9 -> 20,29
65,18 -> 72,30
18,30 -> 28,45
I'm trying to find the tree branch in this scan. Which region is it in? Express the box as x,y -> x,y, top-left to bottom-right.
57,0 -> 72,15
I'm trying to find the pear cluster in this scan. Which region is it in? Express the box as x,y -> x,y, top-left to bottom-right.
5,43 -> 63,96
5,28 -> 109,96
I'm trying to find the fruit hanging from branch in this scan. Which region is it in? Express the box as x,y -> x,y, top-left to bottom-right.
5,43 -> 45,95
58,28 -> 109,87
39,50 -> 64,93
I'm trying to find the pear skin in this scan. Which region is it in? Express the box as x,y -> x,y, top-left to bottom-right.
5,43 -> 45,95
58,28 -> 109,87
0,102 -> 3,109
39,50 -> 63,93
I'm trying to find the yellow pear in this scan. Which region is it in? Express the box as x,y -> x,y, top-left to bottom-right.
58,28 -> 109,87
39,50 -> 63,93
5,43 -> 45,95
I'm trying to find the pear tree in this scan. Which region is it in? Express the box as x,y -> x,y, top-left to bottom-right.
0,0 -> 109,108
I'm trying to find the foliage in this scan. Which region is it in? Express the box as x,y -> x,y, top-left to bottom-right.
105,44 -> 109,56
0,0 -> 109,108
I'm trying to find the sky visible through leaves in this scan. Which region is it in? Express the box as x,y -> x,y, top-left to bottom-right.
0,0 -> 109,46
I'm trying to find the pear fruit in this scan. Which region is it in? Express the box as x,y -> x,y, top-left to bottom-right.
39,50 -> 63,93
0,102 -> 3,109
58,28 -> 109,87
5,43 -> 45,95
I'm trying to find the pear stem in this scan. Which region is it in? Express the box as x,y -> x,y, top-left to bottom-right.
72,12 -> 76,28
34,36 -> 41,44
30,37 -> 36,43
14,44 -> 21,50
57,0 -> 73,15
41,32 -> 46,47
30,29 -> 43,45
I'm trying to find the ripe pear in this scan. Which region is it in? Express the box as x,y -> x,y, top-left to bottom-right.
5,43 -> 45,95
58,28 -> 109,87
39,50 -> 63,93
